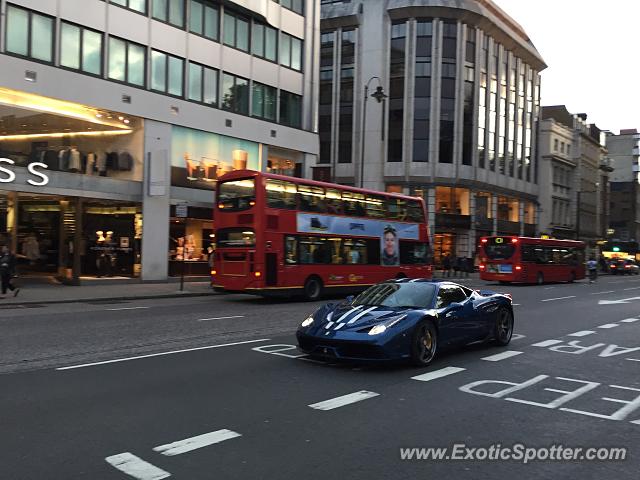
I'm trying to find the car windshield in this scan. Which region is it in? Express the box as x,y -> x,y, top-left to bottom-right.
352,283 -> 437,309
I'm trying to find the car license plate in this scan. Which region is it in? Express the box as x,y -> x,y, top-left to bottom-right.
499,264 -> 513,273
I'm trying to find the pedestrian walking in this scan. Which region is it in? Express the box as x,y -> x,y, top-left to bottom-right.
442,254 -> 451,277
0,245 -> 19,298
452,256 -> 460,278
462,257 -> 471,278
587,256 -> 598,284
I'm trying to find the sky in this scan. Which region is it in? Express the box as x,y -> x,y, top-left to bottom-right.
493,0 -> 639,134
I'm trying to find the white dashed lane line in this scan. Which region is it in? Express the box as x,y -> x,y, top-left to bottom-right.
153,429 -> 241,456
197,315 -> 245,321
621,318 -> 640,323
411,366 -> 466,382
106,306 -> 150,311
568,330 -> 596,337
481,351 -> 523,362
598,323 -> 619,329
532,339 -> 563,347
590,290 -> 615,295
308,391 -> 380,411
105,453 -> 170,480
541,296 -> 576,302
623,286 -> 640,291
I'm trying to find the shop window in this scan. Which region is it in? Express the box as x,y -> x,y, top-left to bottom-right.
108,37 -> 146,87
189,0 -> 218,40
276,0 -> 304,15
280,91 -> 302,128
266,179 -> 298,209
60,22 -> 103,76
187,62 -> 218,106
223,11 -> 249,52
280,32 -> 303,71
497,196 -> 519,222
476,192 -> 492,218
252,82 -> 277,121
5,5 -> 54,63
152,0 -> 185,28
222,73 -> 249,115
523,200 -> 535,224
252,21 -> 278,62
435,187 -> 470,215
151,50 -> 184,97
110,0 -> 147,14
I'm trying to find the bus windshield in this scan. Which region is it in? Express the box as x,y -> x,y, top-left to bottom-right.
484,244 -> 516,260
218,178 -> 255,211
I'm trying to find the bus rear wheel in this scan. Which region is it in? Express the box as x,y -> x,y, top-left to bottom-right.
303,277 -> 323,301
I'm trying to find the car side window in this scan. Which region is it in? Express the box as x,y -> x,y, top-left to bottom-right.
436,286 -> 468,308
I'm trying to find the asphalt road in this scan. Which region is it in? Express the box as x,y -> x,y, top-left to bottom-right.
1,275 -> 640,479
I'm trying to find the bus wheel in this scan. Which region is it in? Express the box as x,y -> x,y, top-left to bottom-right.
536,272 -> 544,285
303,277 -> 323,301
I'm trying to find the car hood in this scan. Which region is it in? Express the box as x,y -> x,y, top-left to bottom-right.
311,303 -> 421,333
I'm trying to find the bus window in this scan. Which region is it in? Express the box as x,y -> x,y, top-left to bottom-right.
285,236 -> 298,264
297,185 -> 327,213
366,194 -> 387,218
218,178 -> 255,211
387,198 -> 408,221
216,228 -> 255,247
343,191 -> 366,216
325,188 -> 344,215
400,241 -> 431,265
343,239 -> 367,264
266,179 -> 297,209
406,199 -> 425,222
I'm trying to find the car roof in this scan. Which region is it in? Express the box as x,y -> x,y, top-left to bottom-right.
386,278 -> 466,288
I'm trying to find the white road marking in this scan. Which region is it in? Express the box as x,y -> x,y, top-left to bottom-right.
411,366 -> 466,382
568,331 -> 596,337
106,306 -> 150,311
632,419 -> 640,425
510,334 -> 526,341
544,287 -> 555,290
512,303 -> 522,306
56,339 -> 271,370
532,339 -> 563,347
308,391 -> 380,411
153,429 -> 241,456
628,359 -> 640,362
598,324 -> 619,329
481,351 -> 523,362
621,318 -> 640,323
105,453 -> 170,480
624,286 -> 640,291
590,290 -> 615,295
541,296 -> 576,302
197,315 -> 245,321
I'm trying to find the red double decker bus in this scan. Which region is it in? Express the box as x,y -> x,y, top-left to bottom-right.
478,236 -> 586,284
211,170 -> 432,299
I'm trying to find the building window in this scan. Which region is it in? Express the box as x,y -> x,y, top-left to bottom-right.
110,0 -> 147,14
436,187 -> 470,215
388,21 -> 407,163
413,20 -> 432,163
554,138 -> 558,152
275,0 -> 304,15
151,50 -> 184,96
476,192 -> 493,219
280,32 -> 302,71
222,73 -> 249,114
152,0 -> 185,28
223,11 -> 249,52
189,0 -> 218,40
60,22 -> 103,76
462,25 -> 476,166
252,21 -> 278,62
280,90 -> 302,128
187,62 -> 218,106
338,29 -> 355,164
252,82 -> 277,121
5,5 -> 54,63
108,37 -> 146,87
439,20 -> 457,164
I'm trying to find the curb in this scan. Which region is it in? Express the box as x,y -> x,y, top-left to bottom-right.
0,291 -> 218,307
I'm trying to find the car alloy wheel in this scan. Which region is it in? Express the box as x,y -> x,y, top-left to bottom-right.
411,321 -> 438,366
494,309 -> 513,346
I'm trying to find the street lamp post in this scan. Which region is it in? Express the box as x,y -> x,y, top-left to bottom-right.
360,77 -> 387,188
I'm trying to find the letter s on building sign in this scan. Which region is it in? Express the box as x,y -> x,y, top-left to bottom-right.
0,158 -> 16,183
27,162 -> 49,186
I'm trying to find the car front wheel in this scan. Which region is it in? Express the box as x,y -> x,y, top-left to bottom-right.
410,320 -> 438,367
494,308 -> 514,346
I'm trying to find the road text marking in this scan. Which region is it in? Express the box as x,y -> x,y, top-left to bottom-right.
568,331 -> 596,337
541,296 -> 576,302
56,339 -> 271,370
309,391 -> 379,411
197,315 -> 245,321
153,429 -> 241,456
481,351 -> 523,362
411,366 -> 466,382
105,453 -> 170,480
598,324 -> 619,329
532,339 -> 563,347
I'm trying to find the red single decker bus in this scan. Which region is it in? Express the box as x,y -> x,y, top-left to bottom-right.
478,236 -> 586,284
212,170 -> 432,299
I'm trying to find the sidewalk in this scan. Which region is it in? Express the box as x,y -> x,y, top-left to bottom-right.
0,280 -> 215,306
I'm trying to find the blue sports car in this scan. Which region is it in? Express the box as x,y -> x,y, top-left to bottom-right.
296,279 -> 514,366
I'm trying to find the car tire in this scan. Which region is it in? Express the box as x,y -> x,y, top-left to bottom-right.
536,272 -> 544,285
493,308 -> 514,346
410,320 -> 438,367
303,277 -> 323,301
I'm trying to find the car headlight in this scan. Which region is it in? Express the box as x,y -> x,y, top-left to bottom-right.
368,314 -> 408,336
301,316 -> 314,327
